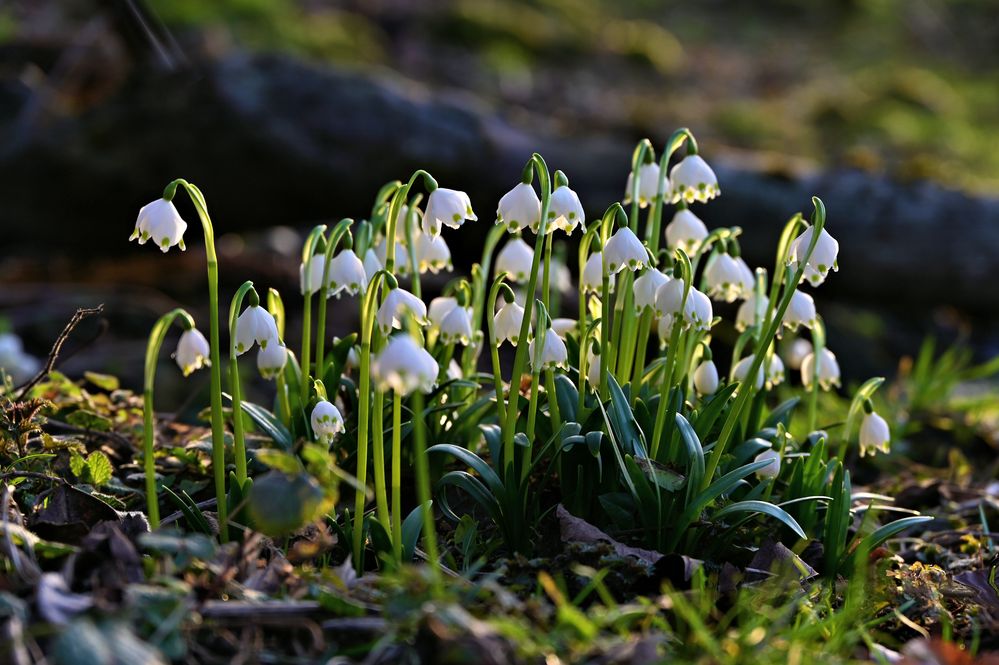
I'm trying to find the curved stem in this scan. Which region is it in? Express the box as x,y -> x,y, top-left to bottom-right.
315,219 -> 355,384
486,275 -> 511,432
391,389 -> 403,564
165,179 -> 228,542
142,308 -> 196,530
372,389 -> 390,535
228,280 -> 256,486
300,225 -> 328,406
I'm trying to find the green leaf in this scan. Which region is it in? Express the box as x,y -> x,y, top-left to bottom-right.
842,516 -> 933,572
675,413 -> 704,505
427,444 -> 505,499
84,372 -> 119,392
554,374 -> 579,423
255,449 -> 305,474
66,409 -> 112,432
402,501 -> 427,562
85,451 -> 113,486
69,450 -> 86,478
248,471 -> 325,537
764,397 -> 801,429
229,397 -> 294,451
607,374 -> 648,458
713,500 -> 807,540
693,382 -> 738,441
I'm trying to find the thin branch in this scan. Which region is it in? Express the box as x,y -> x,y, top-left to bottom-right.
15,305 -> 104,399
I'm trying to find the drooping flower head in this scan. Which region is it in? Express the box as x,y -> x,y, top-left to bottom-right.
529,325 -> 569,372
438,304 -> 473,345
581,252 -> 608,294
373,333 -> 439,395
736,292 -> 769,332
782,291 -> 818,332
670,154 -> 719,204
688,288 -> 714,332
234,306 -> 280,355
496,182 -> 541,234
604,227 -> 650,273
785,338 -> 813,371
548,184 -> 584,235
494,300 -> 527,346
694,358 -> 719,396
704,250 -> 752,303
496,237 -> 534,282
859,406 -> 891,457
665,208 -> 709,255
732,355 -> 765,391
311,400 -> 345,444
801,347 -> 841,391
633,268 -> 670,312
789,225 -> 839,287
623,162 -> 662,209
754,449 -> 781,479
415,232 -> 453,274
422,188 -> 476,237
257,343 -> 289,380
376,287 -> 428,334
175,328 -> 210,376
130,199 -> 188,253
326,250 -> 368,297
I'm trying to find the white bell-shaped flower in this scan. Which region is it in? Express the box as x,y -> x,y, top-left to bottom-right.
688,288 -> 714,331
496,182 -> 541,233
766,354 -> 786,388
859,411 -> 891,457
623,162 -> 662,208
754,449 -> 781,479
422,188 -> 476,237
327,250 -> 368,297
633,268 -> 669,311
363,248 -> 383,282
654,278 -> 693,322
551,318 -> 577,339
586,348 -> 601,390
801,348 -> 841,390
736,292 -> 769,332
311,400 -> 344,444
494,300 -> 527,346
705,253 -> 751,302
415,232 -> 452,274
693,359 -> 719,395
373,333 -> 439,395
732,356 -> 765,391
670,154 -> 719,204
785,338 -> 812,371
665,209 -> 709,255
393,204 -> 421,239
789,226 -> 839,287
548,185 -> 584,234
529,327 -> 569,371
604,227 -> 650,273
130,199 -> 188,253
439,305 -> 473,345
300,257 -> 328,296
174,328 -> 210,377
257,343 -> 288,380
234,306 -> 280,355
782,291 -> 818,332
428,297 -> 460,329
496,238 -> 534,282
581,252 -> 608,293
376,287 -> 428,334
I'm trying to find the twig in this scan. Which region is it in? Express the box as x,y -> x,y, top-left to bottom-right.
15,305 -> 104,399
0,471 -> 69,486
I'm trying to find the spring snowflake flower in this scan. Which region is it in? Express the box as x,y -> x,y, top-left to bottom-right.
754,449 -> 781,479
234,306 -> 279,355
130,199 -> 188,252
766,354 -> 786,388
494,300 -> 527,346
782,291 -> 818,332
623,162 -> 662,208
789,225 -> 839,287
586,347 -> 601,390
785,338 -> 812,371
732,356 -> 765,391
439,305 -> 473,345
327,250 -> 368,297
428,297 -> 460,328
496,237 -> 534,282
257,343 -> 288,380
422,188 -> 476,237
377,287 -> 428,334
859,411 -> 891,457
693,359 -> 719,395
801,348 -> 841,391
704,253 -> 752,302
633,268 -> 670,311
496,183 -> 540,233
551,318 -> 577,339
529,327 -> 569,371
311,400 -> 344,444
736,292 -> 769,332
415,232 -> 452,274
548,184 -> 584,234
604,227 -> 650,273
374,237 -> 412,276
373,333 -> 439,395
363,248 -> 383,282
670,154 -> 719,204
300,257 -> 328,296
582,252 -> 608,293
665,209 -> 709,255
654,278 -> 694,322
174,328 -> 210,377
688,288 -> 713,331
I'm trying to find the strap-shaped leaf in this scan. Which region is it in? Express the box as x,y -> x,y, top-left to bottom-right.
225,396 -> 294,451
402,501 -> 429,561
713,500 -> 807,540
427,444 -> 505,499
675,413 -> 704,505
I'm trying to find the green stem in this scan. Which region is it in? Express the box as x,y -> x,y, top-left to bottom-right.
405,200 -> 422,299
142,308 -> 196,530
486,277 -> 511,431
315,219 -> 355,385
629,309 -> 653,403
165,179 -> 228,542
372,389 -> 391,534
392,390 -> 403,563
300,225 -> 328,406
411,389 -> 442,593
227,281 -> 257,486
